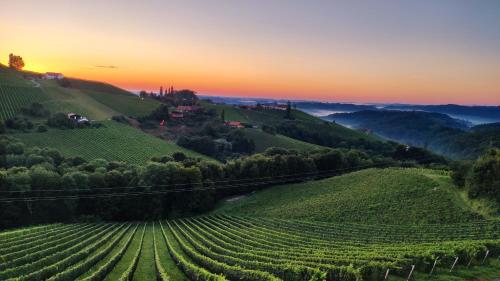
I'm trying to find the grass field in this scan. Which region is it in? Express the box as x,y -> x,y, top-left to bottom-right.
38,80 -> 160,120
215,168 -> 484,224
14,121 -> 212,164
0,66 -> 32,86
242,128 -> 324,153
0,218 -> 498,281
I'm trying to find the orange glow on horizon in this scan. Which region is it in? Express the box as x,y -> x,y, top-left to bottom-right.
1,1 -> 499,106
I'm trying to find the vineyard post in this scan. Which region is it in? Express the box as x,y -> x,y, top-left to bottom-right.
481,250 -> 489,264
429,258 -> 439,275
449,256 -> 459,272
467,256 -> 473,268
384,269 -> 390,280
406,265 -> 415,281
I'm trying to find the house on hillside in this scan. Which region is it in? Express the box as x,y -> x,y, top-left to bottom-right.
170,111 -> 184,118
67,112 -> 89,124
176,105 -> 202,112
261,103 -> 287,110
225,121 -> 244,129
44,72 -> 64,80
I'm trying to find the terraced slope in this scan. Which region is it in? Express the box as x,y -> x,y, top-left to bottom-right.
215,168 -> 484,224
0,218 -> 498,281
14,121 -> 212,163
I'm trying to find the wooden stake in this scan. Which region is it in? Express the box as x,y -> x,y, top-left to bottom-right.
406,265 -> 415,281
450,256 -> 459,272
384,269 -> 390,280
481,250 -> 490,264
467,257 -> 473,268
429,258 -> 439,275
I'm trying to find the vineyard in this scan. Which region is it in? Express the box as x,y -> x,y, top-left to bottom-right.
242,128 -> 324,153
215,168 -> 484,224
14,121 -> 212,164
0,85 -> 48,120
0,216 -> 499,281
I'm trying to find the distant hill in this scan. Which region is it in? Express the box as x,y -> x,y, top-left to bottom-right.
295,101 -> 375,116
384,104 -> 500,124
472,122 -> 500,132
215,168 -> 483,224
326,110 -> 498,159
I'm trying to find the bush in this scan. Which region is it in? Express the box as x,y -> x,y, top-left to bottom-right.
111,115 -> 130,124
37,125 -> 48,132
21,102 -> 50,117
172,152 -> 187,162
47,113 -> 76,129
262,125 -> 276,135
5,117 -> 34,131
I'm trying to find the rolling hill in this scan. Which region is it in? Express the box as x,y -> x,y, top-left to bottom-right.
13,121 -> 211,164
0,65 -> 160,121
215,168 -> 485,224
202,101 -> 383,152
327,110 -> 499,159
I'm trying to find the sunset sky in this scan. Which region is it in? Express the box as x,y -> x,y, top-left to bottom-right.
1,0 -> 500,105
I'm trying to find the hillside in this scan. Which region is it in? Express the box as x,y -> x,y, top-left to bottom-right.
0,65 -> 160,121
215,168 -> 484,224
242,128 -> 324,153
201,101 -> 385,152
385,104 -> 500,124
14,120 -> 211,163
327,110 -> 499,159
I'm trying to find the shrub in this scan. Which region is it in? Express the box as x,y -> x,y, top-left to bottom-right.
37,125 -> 48,132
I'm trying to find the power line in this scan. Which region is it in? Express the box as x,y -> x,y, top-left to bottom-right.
1,154 -> 437,194
0,155 -> 440,202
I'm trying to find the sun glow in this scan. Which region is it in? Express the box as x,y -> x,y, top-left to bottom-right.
1,0 -> 499,105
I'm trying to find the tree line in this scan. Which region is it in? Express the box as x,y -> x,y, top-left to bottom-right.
0,133 -> 446,229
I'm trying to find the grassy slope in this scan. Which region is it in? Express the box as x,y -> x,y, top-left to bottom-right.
0,66 -> 32,86
153,222 -> 187,280
242,128 -> 324,153
14,121 -> 212,164
133,224 -> 155,281
103,223 -> 145,281
39,80 -> 119,120
39,79 -> 160,120
66,78 -> 160,117
215,168 -> 484,224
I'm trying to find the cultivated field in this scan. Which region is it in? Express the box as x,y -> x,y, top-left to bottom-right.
0,217 -> 498,281
242,128 -> 324,153
14,121 -> 212,164
0,85 -> 48,120
215,168 -> 484,224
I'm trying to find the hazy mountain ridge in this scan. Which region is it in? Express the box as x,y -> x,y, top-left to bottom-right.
326,110 -> 499,159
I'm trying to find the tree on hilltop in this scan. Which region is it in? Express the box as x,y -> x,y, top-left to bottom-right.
8,53 -> 25,70
285,100 -> 292,119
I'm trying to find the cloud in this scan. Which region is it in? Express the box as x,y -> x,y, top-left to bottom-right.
94,65 -> 118,69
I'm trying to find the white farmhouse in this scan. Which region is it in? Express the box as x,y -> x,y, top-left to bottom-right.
44,72 -> 64,80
